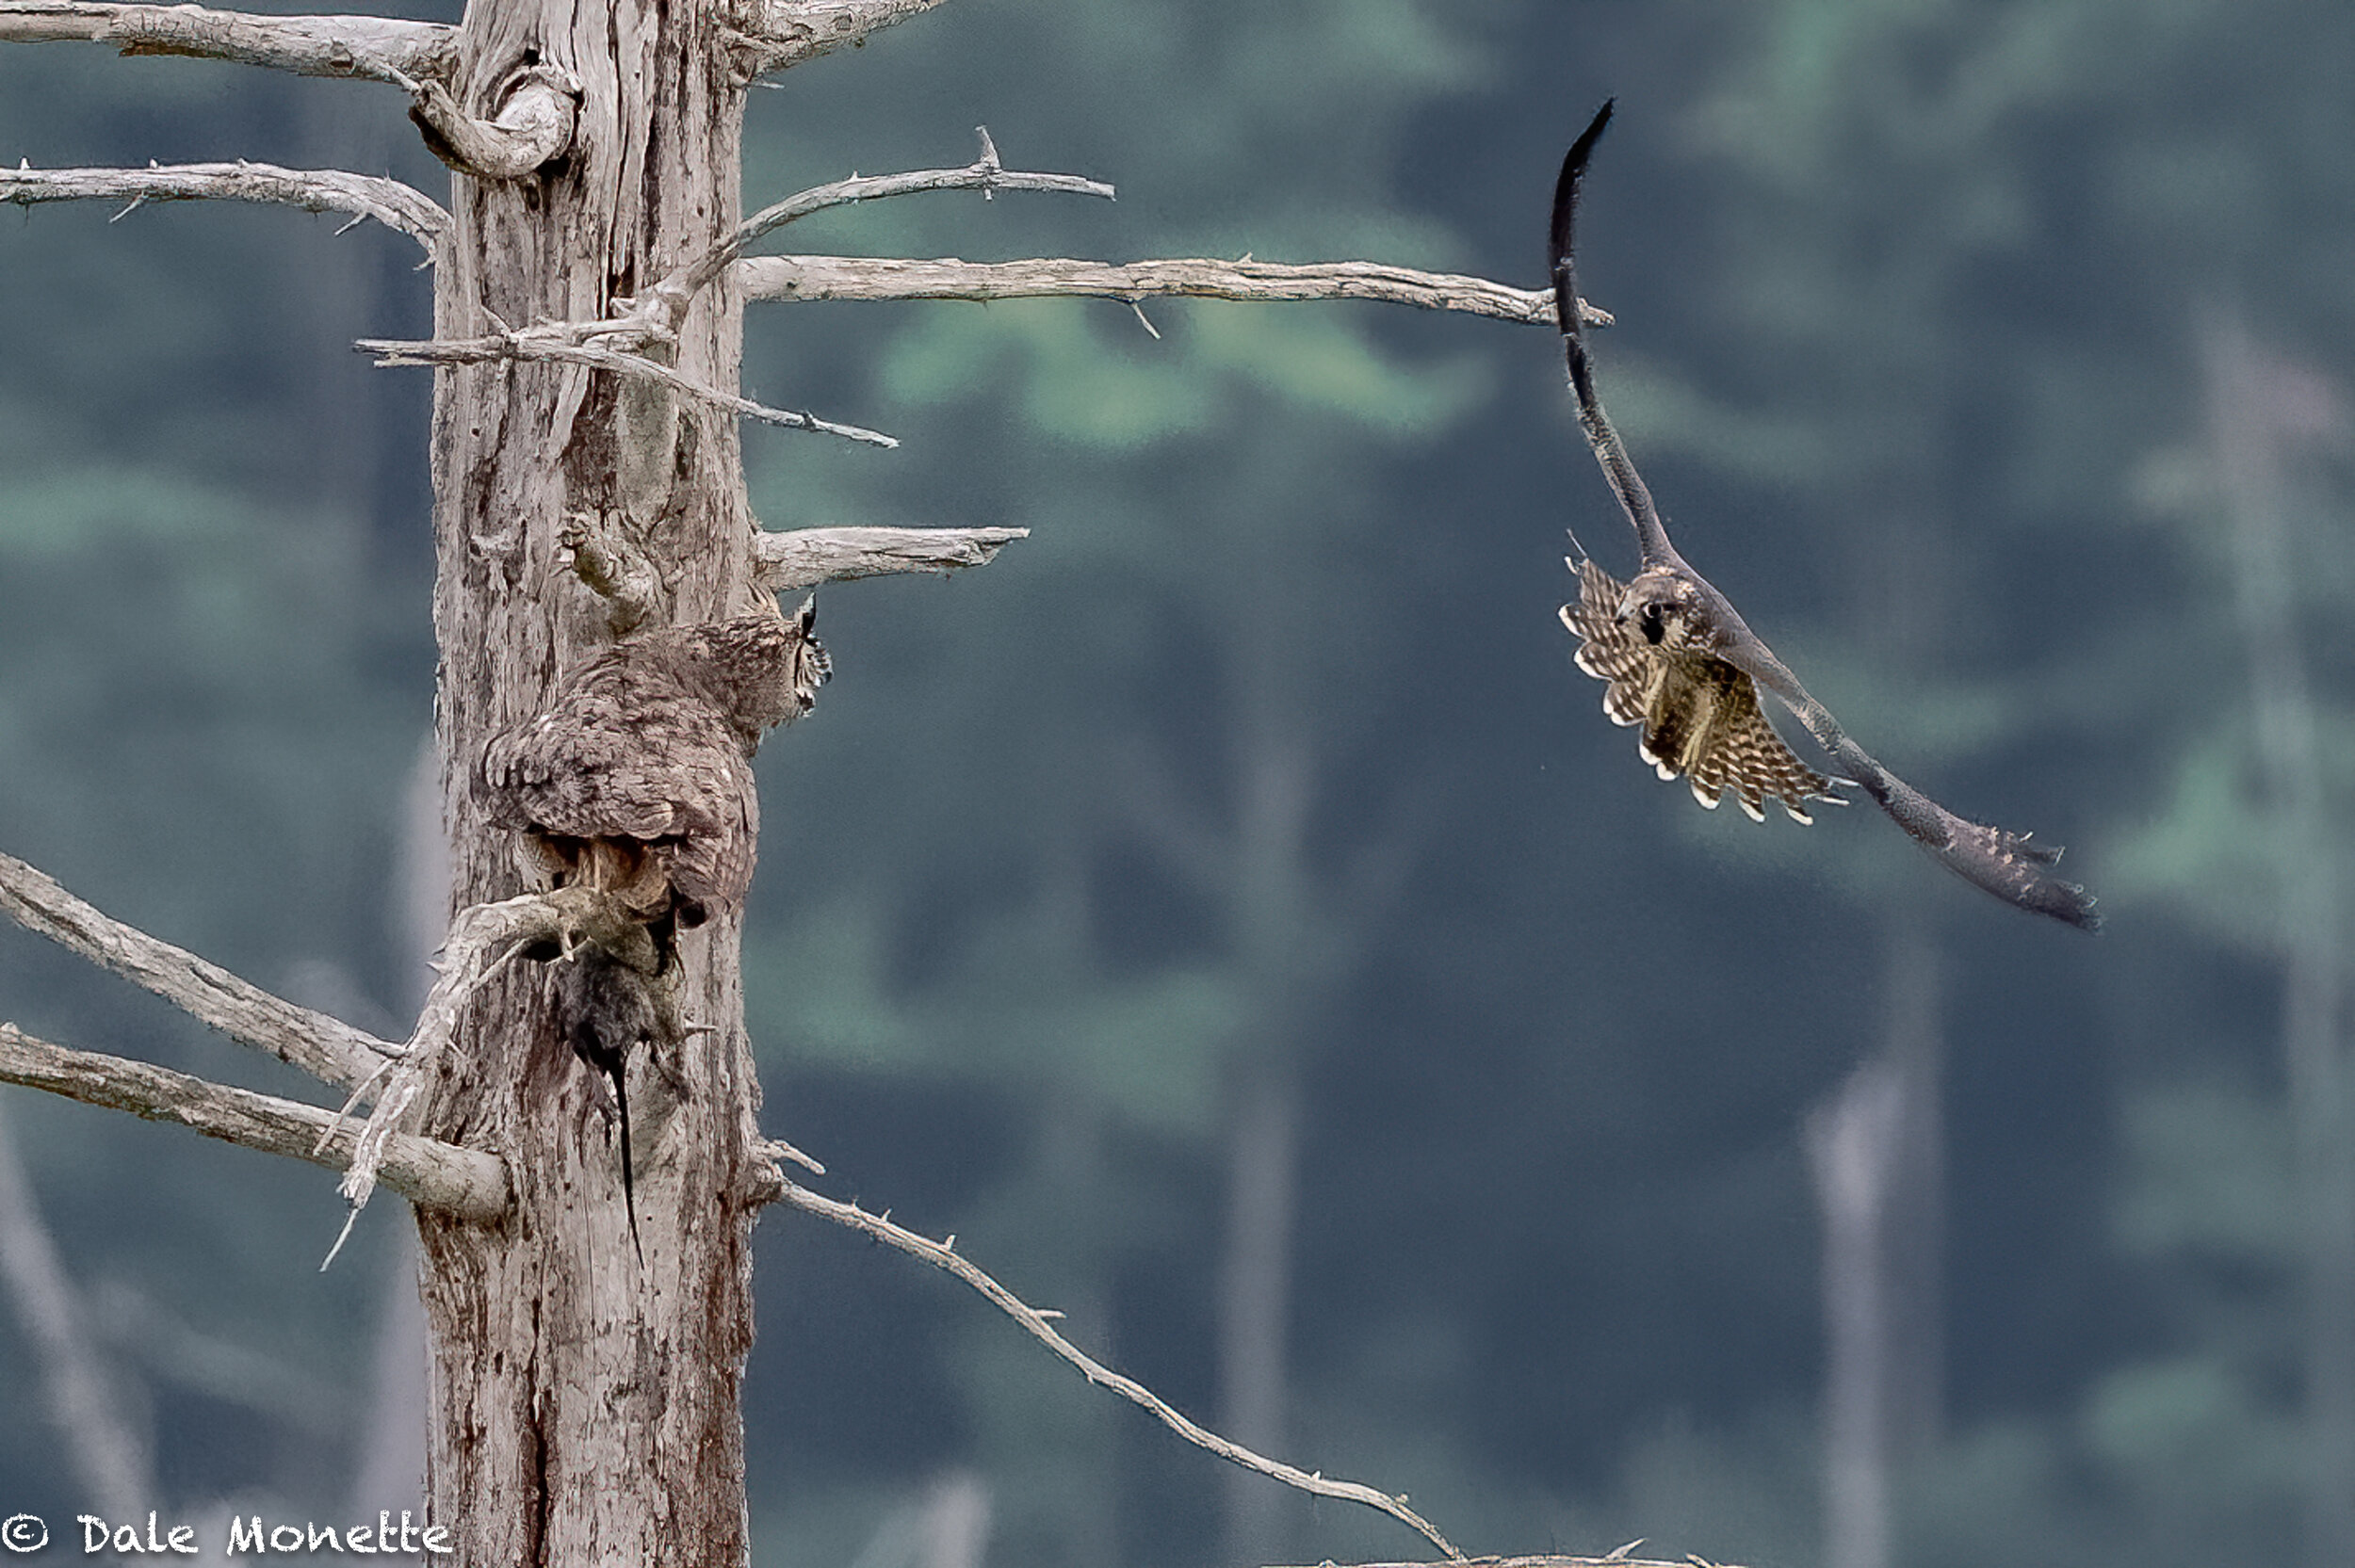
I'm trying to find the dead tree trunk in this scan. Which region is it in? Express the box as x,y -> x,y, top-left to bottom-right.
414,19 -> 767,1563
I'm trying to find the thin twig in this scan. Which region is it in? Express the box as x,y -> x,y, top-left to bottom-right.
773,1177 -> 1461,1559
0,1023 -> 507,1221
738,253 -> 1604,328
0,847 -> 388,1091
0,0 -> 454,83
410,134 -> 1120,357
1,158 -> 448,256
753,525 -> 1029,590
354,332 -> 898,447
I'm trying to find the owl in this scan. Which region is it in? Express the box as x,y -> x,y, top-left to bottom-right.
480,597 -> 831,927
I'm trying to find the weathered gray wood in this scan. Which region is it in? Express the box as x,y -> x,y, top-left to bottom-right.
0,0 -> 453,81
414,7 -> 770,1561
738,252 -> 1572,324
0,848 -> 387,1091
754,525 -> 1028,589
0,160 -> 447,252
0,1024 -> 509,1220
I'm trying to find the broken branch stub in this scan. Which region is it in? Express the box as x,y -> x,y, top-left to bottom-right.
753,525 -> 1031,590
407,64 -> 579,180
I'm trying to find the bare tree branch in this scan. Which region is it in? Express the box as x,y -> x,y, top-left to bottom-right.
736,0 -> 953,77
738,253 -> 1596,328
765,1174 -> 1462,1560
635,128 -> 1115,338
754,525 -> 1029,590
0,1024 -> 509,1220
406,64 -> 578,180
0,0 -> 454,83
1,159 -> 448,256
355,331 -> 900,447
733,136 -> 1113,272
0,848 -> 388,1091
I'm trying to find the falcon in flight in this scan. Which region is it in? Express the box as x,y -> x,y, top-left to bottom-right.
1551,102 -> 2098,929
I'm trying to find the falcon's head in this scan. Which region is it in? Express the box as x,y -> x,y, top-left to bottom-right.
1616,567 -> 1706,650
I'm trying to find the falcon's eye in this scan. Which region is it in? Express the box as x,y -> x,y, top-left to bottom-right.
1638,605 -> 1667,645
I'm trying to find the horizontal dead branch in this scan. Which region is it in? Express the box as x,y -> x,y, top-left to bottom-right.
1,159 -> 447,255
628,127 -> 1113,340
739,0 -> 950,76
771,1175 -> 1459,1559
754,525 -> 1029,590
0,1023 -> 508,1221
407,64 -> 577,180
355,332 -> 898,447
739,253 -> 1593,327
0,0 -> 454,83
0,848 -> 387,1091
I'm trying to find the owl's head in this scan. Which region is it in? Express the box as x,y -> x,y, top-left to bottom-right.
1616,567 -> 1702,648
674,596 -> 832,744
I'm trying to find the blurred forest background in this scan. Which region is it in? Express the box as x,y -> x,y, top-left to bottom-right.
3,2 -> 2352,1565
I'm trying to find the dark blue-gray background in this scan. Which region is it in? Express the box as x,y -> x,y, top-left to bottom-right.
2,3 -> 2346,1564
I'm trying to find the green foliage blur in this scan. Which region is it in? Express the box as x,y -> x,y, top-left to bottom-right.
4,2 -> 2352,1565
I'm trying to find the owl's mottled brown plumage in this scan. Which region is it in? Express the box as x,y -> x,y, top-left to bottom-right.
1562,557 -> 1842,823
480,599 -> 831,924
1550,103 -> 2098,929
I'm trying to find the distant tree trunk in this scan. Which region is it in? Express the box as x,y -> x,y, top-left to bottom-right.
1219,1051 -> 1301,1568
1216,610 -> 1318,1568
1808,919 -> 1944,1568
2201,315 -> 2355,1568
414,9 -> 767,1561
